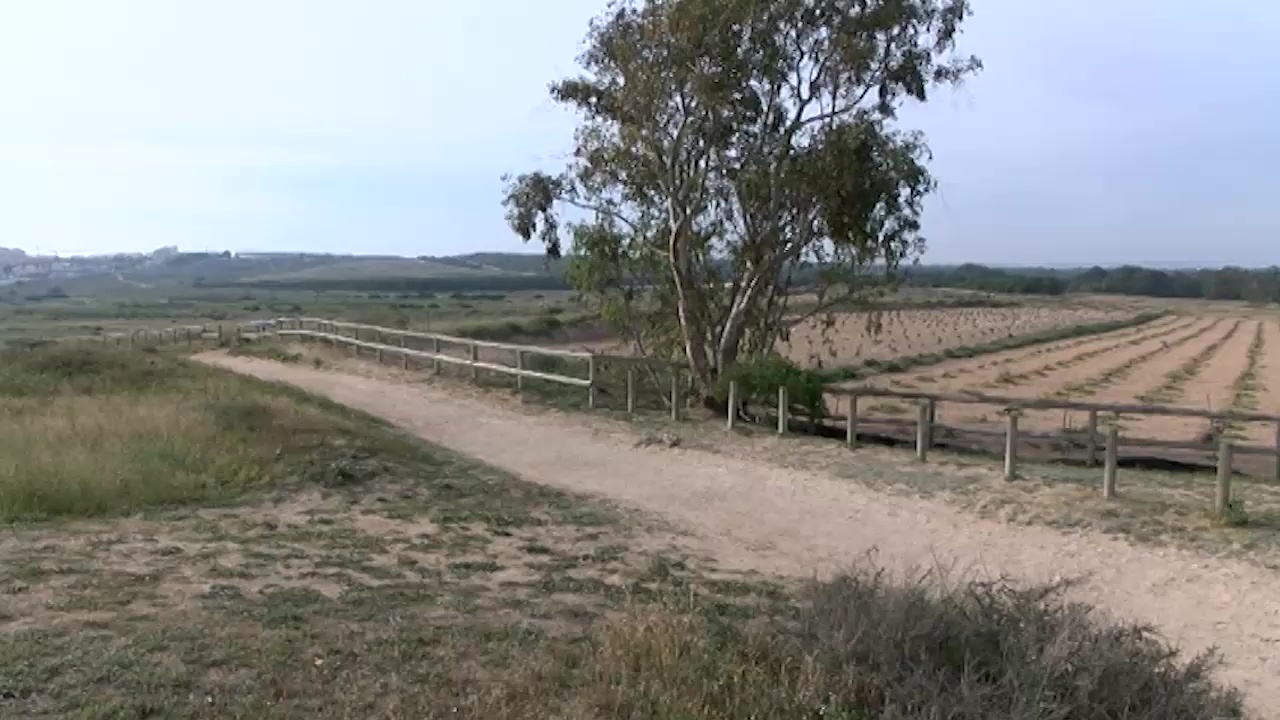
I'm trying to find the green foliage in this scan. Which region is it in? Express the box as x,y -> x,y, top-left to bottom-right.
1222,499 -> 1250,527
722,354 -> 826,420
909,262 -> 1280,302
504,0 -> 981,394
0,345 -> 181,396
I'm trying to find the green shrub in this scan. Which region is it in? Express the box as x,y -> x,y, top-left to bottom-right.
723,354 -> 826,420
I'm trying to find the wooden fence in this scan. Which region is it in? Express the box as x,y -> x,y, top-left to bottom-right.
49,315 -> 1280,519
274,318 -> 684,417
804,385 -> 1280,519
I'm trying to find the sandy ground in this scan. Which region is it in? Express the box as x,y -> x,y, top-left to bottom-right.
200,352 -> 1280,716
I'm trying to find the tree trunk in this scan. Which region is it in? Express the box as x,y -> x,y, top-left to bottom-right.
669,223 -> 715,396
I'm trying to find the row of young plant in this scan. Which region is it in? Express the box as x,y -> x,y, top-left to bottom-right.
1134,320 -> 1243,405
1047,319 -> 1225,401
862,306 -> 1120,359
892,315 -> 1188,389
720,312 -> 1172,423
821,311 -> 1168,383
978,316 -> 1204,392
1220,322 -> 1268,440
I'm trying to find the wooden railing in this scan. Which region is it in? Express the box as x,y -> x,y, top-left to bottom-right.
48,315 -> 1278,519
278,317 -> 598,402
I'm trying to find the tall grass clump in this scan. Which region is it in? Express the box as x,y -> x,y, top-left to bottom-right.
565,566 -> 1243,719
0,345 -> 352,520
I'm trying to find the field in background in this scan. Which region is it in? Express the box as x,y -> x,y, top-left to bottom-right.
782,301 -> 1135,368
860,312 -> 1280,448
0,276 -> 588,348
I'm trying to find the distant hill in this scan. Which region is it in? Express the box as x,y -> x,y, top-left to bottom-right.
241,257 -> 506,283
426,252 -> 568,276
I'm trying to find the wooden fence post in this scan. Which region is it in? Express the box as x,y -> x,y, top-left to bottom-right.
915,401 -> 929,462
846,395 -> 858,449
925,398 -> 937,448
726,380 -> 738,431
626,366 -> 636,415
670,369 -> 681,421
1274,421 -> 1280,484
1103,422 -> 1118,499
1003,411 -> 1019,481
1216,437 -> 1234,519
432,337 -> 442,374
470,343 -> 479,380
777,386 -> 788,435
1086,410 -> 1099,466
587,355 -> 597,409
516,350 -> 525,392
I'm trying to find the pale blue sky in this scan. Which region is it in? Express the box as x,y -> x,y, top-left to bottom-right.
1,1 -> 1277,265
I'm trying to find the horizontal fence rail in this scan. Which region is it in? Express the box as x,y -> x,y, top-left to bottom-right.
830,385 -> 1280,424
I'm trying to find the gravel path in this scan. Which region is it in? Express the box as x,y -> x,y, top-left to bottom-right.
200,353 -> 1280,716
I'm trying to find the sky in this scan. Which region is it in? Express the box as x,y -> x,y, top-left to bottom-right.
1,0 -> 1277,266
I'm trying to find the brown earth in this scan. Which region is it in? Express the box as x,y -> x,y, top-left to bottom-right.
199,351 -> 1280,716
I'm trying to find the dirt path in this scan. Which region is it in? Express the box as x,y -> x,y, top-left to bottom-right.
200,353 -> 1280,715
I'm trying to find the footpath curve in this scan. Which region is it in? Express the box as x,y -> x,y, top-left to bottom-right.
199,353 -> 1280,716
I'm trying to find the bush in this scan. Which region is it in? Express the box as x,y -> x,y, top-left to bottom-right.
722,354 -> 826,420
573,566 -> 1244,719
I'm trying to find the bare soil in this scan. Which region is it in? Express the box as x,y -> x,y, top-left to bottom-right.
199,351 -> 1280,715
1126,319 -> 1256,441
880,314 -> 1191,392
784,305 -> 1128,367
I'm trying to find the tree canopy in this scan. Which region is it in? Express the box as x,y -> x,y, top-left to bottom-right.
907,264 -> 1280,303
504,0 -> 980,396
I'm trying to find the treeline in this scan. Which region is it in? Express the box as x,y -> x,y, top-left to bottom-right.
907,264 -> 1280,302
207,273 -> 572,294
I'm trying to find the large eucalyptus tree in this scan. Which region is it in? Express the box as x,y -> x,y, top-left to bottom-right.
504,0 -> 980,397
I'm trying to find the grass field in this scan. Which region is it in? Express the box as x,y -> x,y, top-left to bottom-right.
0,344 -> 1246,718
0,277 -> 586,347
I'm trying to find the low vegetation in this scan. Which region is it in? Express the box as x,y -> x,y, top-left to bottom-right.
0,345 -> 1246,717
1223,322 -> 1267,438
1049,318 -> 1219,400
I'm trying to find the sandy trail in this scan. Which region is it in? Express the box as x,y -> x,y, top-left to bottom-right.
200,353 -> 1280,716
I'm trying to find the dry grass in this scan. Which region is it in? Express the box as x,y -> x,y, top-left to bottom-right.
0,346 -> 367,520
0,344 -> 1247,718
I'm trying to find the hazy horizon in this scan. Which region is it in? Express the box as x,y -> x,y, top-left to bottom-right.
3,1 -> 1277,266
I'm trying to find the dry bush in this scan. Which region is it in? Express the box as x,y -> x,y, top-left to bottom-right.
532,566 -> 1244,719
